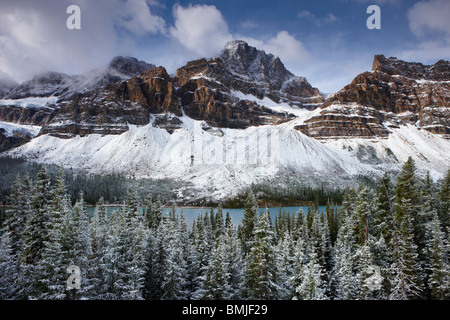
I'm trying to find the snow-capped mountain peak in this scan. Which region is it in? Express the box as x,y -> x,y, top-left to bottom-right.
0,45 -> 449,203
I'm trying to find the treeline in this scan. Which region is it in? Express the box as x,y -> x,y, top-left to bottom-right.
0,156 -> 180,206
0,157 -> 449,300
223,178 -> 344,208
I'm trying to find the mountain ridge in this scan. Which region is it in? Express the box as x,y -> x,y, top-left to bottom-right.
0,42 -> 449,202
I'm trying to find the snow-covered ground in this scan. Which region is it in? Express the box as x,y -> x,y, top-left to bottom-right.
2,91 -> 449,201
0,96 -> 58,108
5,110 -> 449,201
0,121 -> 41,138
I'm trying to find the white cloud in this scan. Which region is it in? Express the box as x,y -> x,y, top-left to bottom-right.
118,0 -> 166,35
169,4 -> 233,58
341,0 -> 402,5
407,0 -> 450,39
260,31 -> 311,64
297,10 -> 339,26
167,5 -> 316,87
0,0 -> 166,82
398,0 -> 450,63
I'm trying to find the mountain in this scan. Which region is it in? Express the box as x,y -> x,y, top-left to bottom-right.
0,43 -> 449,203
0,77 -> 19,99
5,56 -> 155,100
297,55 -> 450,139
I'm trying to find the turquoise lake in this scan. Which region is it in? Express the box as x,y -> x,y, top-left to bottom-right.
86,205 -> 334,228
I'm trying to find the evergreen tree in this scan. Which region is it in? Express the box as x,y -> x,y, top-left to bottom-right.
20,167 -> 52,299
423,210 -> 449,299
39,172 -> 72,300
395,157 -> 418,223
89,197 -> 111,299
389,198 -> 423,300
243,210 -> 279,299
375,173 -> 395,247
63,193 -> 93,299
354,185 -> 375,246
222,213 -> 243,300
294,252 -> 327,300
290,213 -> 310,296
0,233 -> 19,299
239,191 -> 258,257
160,213 -> 188,300
1,173 -> 32,299
143,195 -> 163,230
440,169 -> 450,231
276,233 -> 295,299
332,206 -> 359,300
325,199 -> 338,245
201,235 -> 228,300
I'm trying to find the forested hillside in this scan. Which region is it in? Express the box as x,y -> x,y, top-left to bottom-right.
0,157 -> 448,300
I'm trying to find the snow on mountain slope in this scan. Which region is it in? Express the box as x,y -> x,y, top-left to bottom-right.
0,96 -> 58,108
4,83 -> 449,202
322,124 -> 450,181
0,121 -> 41,138
4,111 -> 381,201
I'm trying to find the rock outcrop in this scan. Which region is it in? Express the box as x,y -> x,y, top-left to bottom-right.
0,43 -> 321,138
175,57 -> 295,128
297,55 -> 450,139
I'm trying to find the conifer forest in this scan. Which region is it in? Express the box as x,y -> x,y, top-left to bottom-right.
0,157 -> 449,300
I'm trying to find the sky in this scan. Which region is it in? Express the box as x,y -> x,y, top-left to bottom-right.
0,0 -> 449,93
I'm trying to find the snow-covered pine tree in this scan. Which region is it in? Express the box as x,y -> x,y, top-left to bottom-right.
39,171 -> 72,300
325,199 -> 338,245
63,193 -> 93,300
107,189 -> 147,300
375,173 -> 396,248
354,242 -> 375,300
332,203 -> 359,300
1,173 -> 32,299
20,167 -> 52,299
394,157 -> 419,234
201,235 -> 228,300
294,251 -> 327,300
389,198 -> 423,300
160,212 -> 188,300
439,169 -> 450,233
222,213 -> 243,300
389,158 -> 424,299
423,209 -> 449,299
191,216 -> 211,299
0,233 -> 18,299
276,232 -> 295,299
243,209 -> 279,300
214,205 -> 225,241
290,213 -> 311,298
178,212 -> 195,298
354,185 -> 376,246
89,197 -> 112,299
143,195 -> 163,230
239,191 -> 258,258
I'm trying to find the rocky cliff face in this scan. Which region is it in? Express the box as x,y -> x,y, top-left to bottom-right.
175,57 -> 296,128
0,42 -> 321,138
1,48 -> 448,147
0,78 -> 19,99
172,40 -> 323,128
0,57 -> 157,137
297,55 -> 450,139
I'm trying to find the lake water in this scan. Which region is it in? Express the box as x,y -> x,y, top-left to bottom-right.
86,205 -> 333,229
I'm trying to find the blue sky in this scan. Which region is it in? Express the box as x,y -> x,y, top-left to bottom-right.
0,0 -> 449,93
